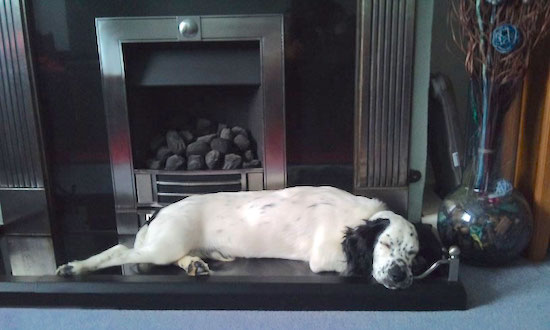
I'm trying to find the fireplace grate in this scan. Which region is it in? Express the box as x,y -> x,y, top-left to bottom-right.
135,168 -> 264,206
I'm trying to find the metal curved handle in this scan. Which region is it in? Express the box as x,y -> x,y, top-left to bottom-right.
413,245 -> 461,281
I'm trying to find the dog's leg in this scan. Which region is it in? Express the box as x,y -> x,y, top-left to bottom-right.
176,255 -> 210,276
133,224 -> 153,273
56,244 -> 184,276
309,239 -> 347,273
201,250 -> 235,262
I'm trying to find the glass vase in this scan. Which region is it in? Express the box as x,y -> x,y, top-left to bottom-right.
437,88 -> 533,265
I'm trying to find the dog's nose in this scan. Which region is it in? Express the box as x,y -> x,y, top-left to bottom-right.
389,265 -> 407,283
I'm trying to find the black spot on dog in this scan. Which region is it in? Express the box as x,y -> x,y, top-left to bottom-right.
341,218 -> 390,276
308,202 -> 333,208
143,208 -> 163,227
261,203 -> 276,210
412,223 -> 446,277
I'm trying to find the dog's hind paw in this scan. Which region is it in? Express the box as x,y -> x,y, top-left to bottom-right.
188,260 -> 210,276
56,262 -> 85,276
177,256 -> 210,276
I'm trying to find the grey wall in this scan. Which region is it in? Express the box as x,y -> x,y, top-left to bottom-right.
408,0 -> 434,222
430,1 -> 469,127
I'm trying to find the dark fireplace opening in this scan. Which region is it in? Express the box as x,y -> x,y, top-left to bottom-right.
123,41 -> 265,173
116,32 -> 282,208
126,85 -> 263,171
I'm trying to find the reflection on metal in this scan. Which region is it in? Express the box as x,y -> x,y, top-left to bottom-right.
354,0 -> 416,214
178,18 -> 199,38
6,236 -> 56,276
413,245 -> 461,282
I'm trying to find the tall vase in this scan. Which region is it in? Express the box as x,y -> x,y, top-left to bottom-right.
437,87 -> 533,265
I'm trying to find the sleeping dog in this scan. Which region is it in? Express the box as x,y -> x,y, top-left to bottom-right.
56,186 -> 439,289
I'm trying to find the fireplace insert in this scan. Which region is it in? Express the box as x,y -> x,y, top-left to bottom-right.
95,15 -> 286,238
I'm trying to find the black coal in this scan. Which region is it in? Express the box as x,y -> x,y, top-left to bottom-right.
146,118 -> 261,171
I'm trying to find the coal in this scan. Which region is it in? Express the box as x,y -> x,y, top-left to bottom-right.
179,130 -> 194,144
196,133 -> 217,144
205,150 -> 222,169
187,155 -> 205,171
156,146 -> 172,162
147,159 -> 163,170
165,154 -> 185,171
223,154 -> 243,169
234,134 -> 251,151
217,123 -> 228,135
243,159 -> 261,169
147,118 -> 259,172
231,126 -> 248,138
244,150 -> 254,162
186,141 -> 211,157
166,130 -> 186,155
210,138 -> 232,154
220,128 -> 234,141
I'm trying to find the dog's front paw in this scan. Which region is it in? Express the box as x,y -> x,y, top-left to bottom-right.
56,262 -> 85,276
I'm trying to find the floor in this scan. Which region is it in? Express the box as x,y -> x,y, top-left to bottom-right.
0,255 -> 548,329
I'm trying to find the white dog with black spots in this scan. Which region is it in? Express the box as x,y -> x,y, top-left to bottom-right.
57,186 -> 426,289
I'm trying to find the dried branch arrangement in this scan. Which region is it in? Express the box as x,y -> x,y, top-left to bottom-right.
450,0 -> 550,192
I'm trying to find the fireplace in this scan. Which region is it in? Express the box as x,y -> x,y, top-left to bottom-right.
96,16 -> 285,234
0,0 -> 468,311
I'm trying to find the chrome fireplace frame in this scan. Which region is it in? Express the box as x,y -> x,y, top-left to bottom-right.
96,15 -> 286,233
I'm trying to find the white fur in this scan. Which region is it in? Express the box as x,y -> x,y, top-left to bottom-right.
56,186 -> 418,288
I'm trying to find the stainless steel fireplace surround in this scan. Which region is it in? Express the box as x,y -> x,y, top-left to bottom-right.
96,15 -> 286,236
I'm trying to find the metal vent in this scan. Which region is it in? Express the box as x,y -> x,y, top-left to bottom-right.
0,0 -> 44,188
355,0 -> 415,188
135,168 -> 264,206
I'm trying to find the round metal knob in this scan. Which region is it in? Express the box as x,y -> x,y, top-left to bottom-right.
179,19 -> 198,37
448,246 -> 461,258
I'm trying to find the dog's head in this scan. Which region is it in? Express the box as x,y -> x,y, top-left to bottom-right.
342,211 -> 441,289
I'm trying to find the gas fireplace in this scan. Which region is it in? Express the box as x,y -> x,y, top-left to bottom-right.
96,15 -> 286,235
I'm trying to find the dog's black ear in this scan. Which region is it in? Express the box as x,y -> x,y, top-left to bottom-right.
412,223 -> 445,277
341,218 -> 390,276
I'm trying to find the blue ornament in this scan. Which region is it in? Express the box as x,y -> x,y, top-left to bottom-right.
490,179 -> 514,198
492,24 -> 521,54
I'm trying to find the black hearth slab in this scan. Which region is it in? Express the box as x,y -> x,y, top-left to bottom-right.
0,273 -> 466,311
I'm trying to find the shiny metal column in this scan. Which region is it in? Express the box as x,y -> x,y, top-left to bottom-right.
354,0 -> 417,216
0,0 -> 56,275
